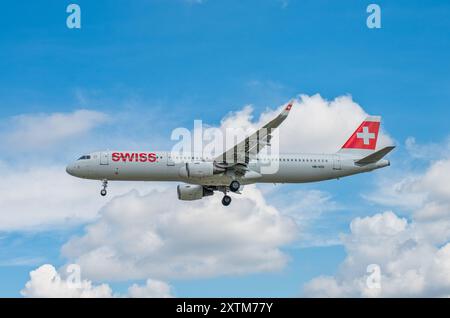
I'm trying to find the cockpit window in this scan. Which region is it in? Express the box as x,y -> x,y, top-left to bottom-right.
77,155 -> 91,160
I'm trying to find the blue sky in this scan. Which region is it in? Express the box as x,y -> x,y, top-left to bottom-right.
0,0 -> 449,297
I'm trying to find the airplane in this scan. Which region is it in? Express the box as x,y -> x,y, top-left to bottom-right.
66,100 -> 395,206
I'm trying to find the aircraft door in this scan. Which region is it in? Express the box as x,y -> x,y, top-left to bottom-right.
167,152 -> 175,166
333,155 -> 342,170
100,152 -> 109,165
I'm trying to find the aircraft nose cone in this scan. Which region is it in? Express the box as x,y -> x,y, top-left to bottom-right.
66,163 -> 75,176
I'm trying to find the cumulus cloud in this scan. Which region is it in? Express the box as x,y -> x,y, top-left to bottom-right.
0,162 -> 164,231
128,279 -> 173,298
0,109 -> 109,151
61,185 -> 298,281
366,157 -> 450,244
0,165 -> 102,231
304,211 -> 450,297
219,94 -> 393,154
304,139 -> 450,297
21,264 -> 113,298
21,264 -> 173,298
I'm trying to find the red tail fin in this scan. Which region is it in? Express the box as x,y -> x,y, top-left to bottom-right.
339,116 -> 381,156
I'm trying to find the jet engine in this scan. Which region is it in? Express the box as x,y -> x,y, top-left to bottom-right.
179,162 -> 225,178
177,184 -> 214,201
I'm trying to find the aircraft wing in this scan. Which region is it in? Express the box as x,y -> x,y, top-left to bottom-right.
214,100 -> 294,167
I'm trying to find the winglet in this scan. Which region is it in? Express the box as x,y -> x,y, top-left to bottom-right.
285,100 -> 293,111
280,99 -> 294,117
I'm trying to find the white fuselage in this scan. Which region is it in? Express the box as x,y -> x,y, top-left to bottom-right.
66,150 -> 390,185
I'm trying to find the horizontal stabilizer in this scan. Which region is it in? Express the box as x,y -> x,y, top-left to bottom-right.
355,146 -> 395,165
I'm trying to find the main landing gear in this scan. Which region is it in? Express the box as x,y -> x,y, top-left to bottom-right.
222,195 -> 232,206
220,180 -> 241,206
229,180 -> 240,192
100,179 -> 108,196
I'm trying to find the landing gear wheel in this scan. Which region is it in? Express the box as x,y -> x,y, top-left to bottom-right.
100,179 -> 108,196
229,180 -> 240,192
222,195 -> 232,206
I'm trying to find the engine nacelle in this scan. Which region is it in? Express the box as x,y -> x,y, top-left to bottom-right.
179,162 -> 224,178
177,184 -> 213,201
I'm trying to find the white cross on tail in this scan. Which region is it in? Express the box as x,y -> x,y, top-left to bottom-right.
356,126 -> 375,145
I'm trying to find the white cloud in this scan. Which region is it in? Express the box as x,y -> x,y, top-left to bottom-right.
405,136 -> 450,160
366,157 -> 450,244
304,211 -> 450,297
362,174 -> 426,209
0,164 -> 102,231
266,187 -> 341,247
21,264 -> 113,298
61,185 -> 298,281
304,142 -> 450,297
0,162 -> 164,231
1,109 -> 109,151
219,94 -> 393,154
275,189 -> 338,223
128,279 -> 173,298
21,264 -> 173,298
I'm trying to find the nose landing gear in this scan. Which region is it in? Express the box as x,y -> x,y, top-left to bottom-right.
100,179 -> 108,196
